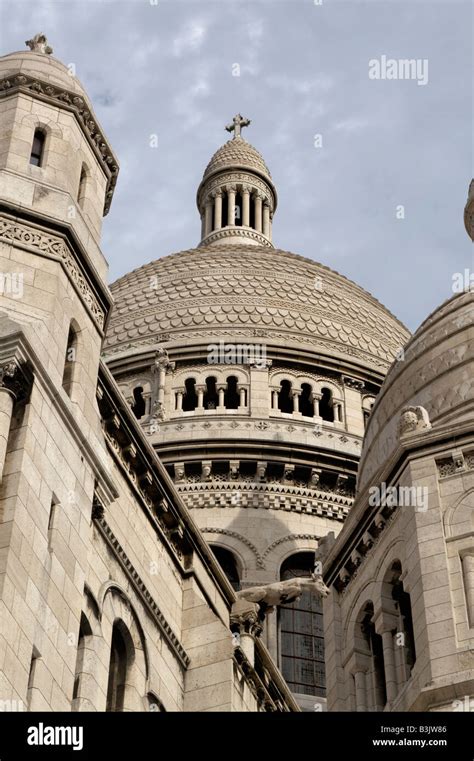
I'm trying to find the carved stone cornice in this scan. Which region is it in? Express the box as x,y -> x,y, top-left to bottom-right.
342,376 -> 365,391
0,74 -> 118,215
197,170 -> 275,210
0,215 -> 106,329
199,226 -> 273,248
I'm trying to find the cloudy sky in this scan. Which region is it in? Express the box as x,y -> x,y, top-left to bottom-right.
2,0 -> 472,331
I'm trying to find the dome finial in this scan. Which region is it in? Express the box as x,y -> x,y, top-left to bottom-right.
225,113 -> 251,139
25,33 -> 53,55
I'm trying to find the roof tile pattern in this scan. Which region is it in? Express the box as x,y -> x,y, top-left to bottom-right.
104,246 -> 409,369
203,136 -> 271,180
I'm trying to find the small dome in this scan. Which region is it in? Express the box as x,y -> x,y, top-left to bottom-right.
0,50 -> 89,101
203,136 -> 272,182
103,244 -> 409,371
358,290 -> 474,491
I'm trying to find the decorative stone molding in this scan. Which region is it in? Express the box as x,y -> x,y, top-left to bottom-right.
199,226 -> 273,248
231,599 -> 263,637
205,528 -> 265,569
342,376 -> 365,391
0,74 -> 118,215
262,534 -> 320,562
93,515 -> 190,668
436,448 -> 474,478
0,216 -> 106,329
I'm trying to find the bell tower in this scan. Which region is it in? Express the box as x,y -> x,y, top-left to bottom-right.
0,35 -> 118,710
196,114 -> 277,248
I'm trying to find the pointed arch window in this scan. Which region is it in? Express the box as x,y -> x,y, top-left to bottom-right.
30,129 -> 45,167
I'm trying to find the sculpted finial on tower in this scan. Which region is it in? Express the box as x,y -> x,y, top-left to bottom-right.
25,33 -> 53,55
225,113 -> 251,139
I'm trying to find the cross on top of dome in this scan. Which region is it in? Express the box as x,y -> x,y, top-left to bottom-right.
225,114 -> 251,139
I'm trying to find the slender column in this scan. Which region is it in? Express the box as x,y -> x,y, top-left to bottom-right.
239,387 -> 246,408
242,185 -> 250,226
0,388 -> 14,482
381,630 -> 398,702
204,199 -> 213,236
227,184 -> 237,226
292,390 -> 300,414
200,211 -> 205,239
312,393 -> 321,417
254,191 -> 263,232
354,671 -> 367,712
217,384 -> 226,409
462,553 -> 474,627
214,190 -> 223,230
176,389 -> 184,412
263,201 -> 270,237
196,384 -> 205,410
272,389 -> 279,410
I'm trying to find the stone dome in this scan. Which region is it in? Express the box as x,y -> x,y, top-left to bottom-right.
358,289 -> 474,491
103,244 -> 410,370
202,136 -> 271,182
0,50 -> 89,100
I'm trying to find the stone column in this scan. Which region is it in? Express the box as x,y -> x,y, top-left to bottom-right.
263,201 -> 270,237
217,384 -> 226,410
254,191 -> 263,232
204,198 -> 213,236
272,389 -> 279,410
353,670 -> 368,712
214,190 -> 223,230
239,387 -> 246,409
462,552 -> 474,627
196,385 -> 205,411
176,388 -> 184,412
230,599 -> 262,667
292,390 -> 300,414
0,362 -> 27,483
381,629 -> 398,703
200,211 -> 205,239
227,185 -> 236,226
312,393 -> 321,417
242,185 -> 250,226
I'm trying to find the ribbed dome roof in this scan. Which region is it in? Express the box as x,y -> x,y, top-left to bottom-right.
104,245 -> 409,370
0,51 -> 89,99
358,290 -> 474,491
203,136 -> 271,181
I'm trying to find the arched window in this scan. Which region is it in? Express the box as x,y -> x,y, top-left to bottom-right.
224,376 -> 239,409
131,386 -> 146,419
210,545 -> 240,590
30,129 -> 45,167
319,387 -> 334,422
360,602 -> 386,710
62,324 -> 78,397
106,622 -> 132,712
77,164 -> 88,208
234,191 -> 243,226
299,383 -> 314,417
203,376 -> 218,410
72,613 -> 93,711
278,380 -> 293,413
279,552 -> 325,697
182,378 -> 198,411
389,561 -> 416,677
222,193 -> 229,227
